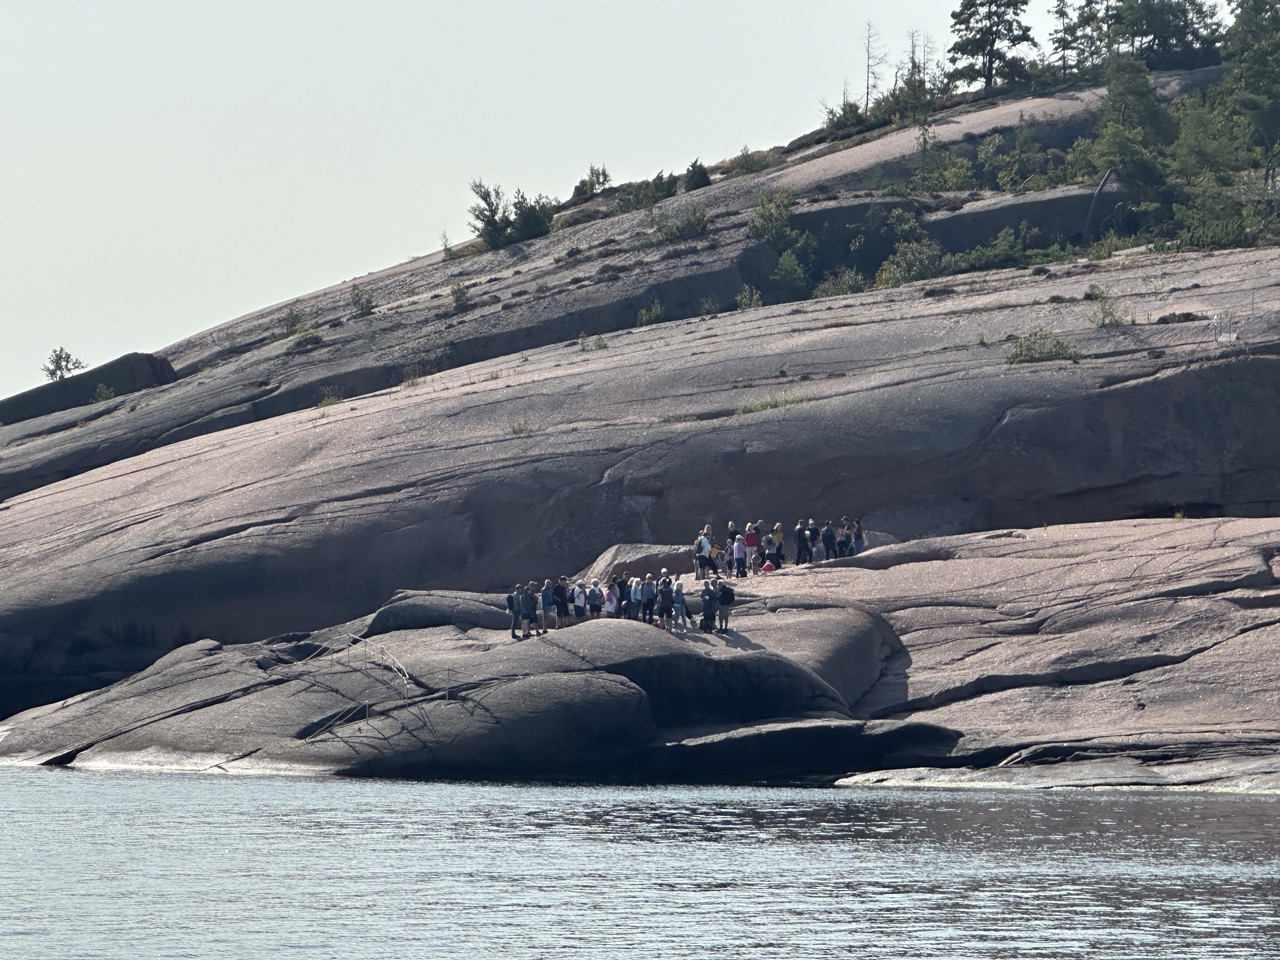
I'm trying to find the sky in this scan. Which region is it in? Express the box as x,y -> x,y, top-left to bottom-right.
0,1 -> 1113,400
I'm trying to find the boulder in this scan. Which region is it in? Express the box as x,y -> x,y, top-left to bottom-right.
0,594 -> 926,783
6,516 -> 1280,787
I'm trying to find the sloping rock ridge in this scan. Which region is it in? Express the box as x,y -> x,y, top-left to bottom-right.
0,243 -> 1278,717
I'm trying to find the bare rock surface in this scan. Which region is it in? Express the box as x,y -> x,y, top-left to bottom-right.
4,516 -> 1280,787
0,587 -> 932,783
0,86 -> 1125,504
0,244 -> 1279,717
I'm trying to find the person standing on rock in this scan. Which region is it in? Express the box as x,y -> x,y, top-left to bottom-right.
540,580 -> 555,632
821,521 -> 837,561
733,534 -> 747,579
657,571 -> 675,630
716,578 -> 735,633
588,579 -> 604,619
673,581 -> 689,629
771,522 -> 786,567
641,574 -> 657,623
744,522 -> 760,569
630,577 -> 644,620
852,518 -> 865,555
553,576 -> 570,628
573,580 -> 587,622
604,582 -> 618,617
695,527 -> 714,578
761,526 -> 779,570
836,517 -> 852,558
699,580 -> 717,633
520,583 -> 540,639
726,520 -> 740,555
507,584 -> 523,639
795,520 -> 813,565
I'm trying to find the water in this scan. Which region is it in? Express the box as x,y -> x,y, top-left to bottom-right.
2,766 -> 1278,959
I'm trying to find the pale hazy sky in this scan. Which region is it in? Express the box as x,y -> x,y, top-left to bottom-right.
2,1 -> 1082,399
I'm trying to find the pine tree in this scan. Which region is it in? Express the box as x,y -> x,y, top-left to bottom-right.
947,0 -> 1039,93
1049,0 -> 1079,78
1072,0 -> 1115,71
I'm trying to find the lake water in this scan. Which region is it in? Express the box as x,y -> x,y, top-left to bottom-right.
1,766 -> 1277,959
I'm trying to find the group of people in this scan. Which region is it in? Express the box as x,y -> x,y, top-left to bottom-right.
693,517 -> 864,578
505,570 -> 739,639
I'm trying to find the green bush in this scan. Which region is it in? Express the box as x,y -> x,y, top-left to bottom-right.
617,171 -> 679,212
747,190 -> 796,251
812,267 -> 865,299
572,163 -> 611,200
822,84 -> 863,133
771,250 -> 810,297
451,282 -> 472,312
279,306 -> 306,337
684,158 -> 711,191
728,146 -> 770,176
1085,284 -> 1134,326
736,285 -> 763,310
1007,328 -> 1080,364
468,179 -> 557,249
91,383 -> 115,403
350,284 -> 374,317
874,238 -> 945,288
737,394 -> 802,414
636,298 -> 665,326
655,206 -> 709,242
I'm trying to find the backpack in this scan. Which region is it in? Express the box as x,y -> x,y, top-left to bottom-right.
506,592 -> 517,612
719,585 -> 735,606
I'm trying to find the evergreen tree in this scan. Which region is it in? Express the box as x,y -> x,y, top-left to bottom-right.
947,0 -> 1039,93
1049,0 -> 1079,78
1222,0 -> 1280,189
1111,0 -> 1223,69
1072,0 -> 1115,71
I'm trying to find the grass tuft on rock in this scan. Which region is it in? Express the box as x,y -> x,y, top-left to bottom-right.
1007,329 -> 1080,364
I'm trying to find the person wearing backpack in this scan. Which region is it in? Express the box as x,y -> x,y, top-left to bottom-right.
716,579 -> 736,633
587,579 -> 604,619
657,571 -> 675,630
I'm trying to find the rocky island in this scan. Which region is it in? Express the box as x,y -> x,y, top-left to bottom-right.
3,49 -> 1280,787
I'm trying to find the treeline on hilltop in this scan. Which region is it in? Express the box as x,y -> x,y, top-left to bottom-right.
451,0 -> 1277,307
